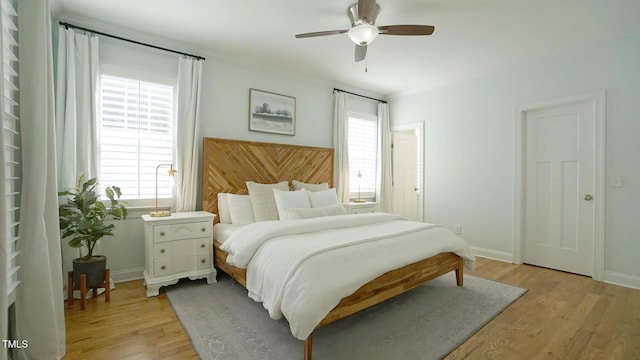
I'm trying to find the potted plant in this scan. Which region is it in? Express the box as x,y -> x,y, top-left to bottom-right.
58,173 -> 128,289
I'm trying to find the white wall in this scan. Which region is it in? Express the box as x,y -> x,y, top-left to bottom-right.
390,33 -> 640,287
199,62 -> 334,148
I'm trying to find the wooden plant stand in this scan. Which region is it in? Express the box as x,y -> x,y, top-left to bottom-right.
67,269 -> 110,310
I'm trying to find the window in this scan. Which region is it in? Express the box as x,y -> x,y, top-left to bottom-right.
99,74 -> 175,203
1,0 -> 21,309
347,113 -> 378,200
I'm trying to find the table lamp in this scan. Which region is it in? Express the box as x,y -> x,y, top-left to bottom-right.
149,163 -> 177,217
353,170 -> 366,203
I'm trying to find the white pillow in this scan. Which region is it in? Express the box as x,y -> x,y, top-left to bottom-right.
307,188 -> 340,208
291,180 -> 329,192
227,194 -> 255,225
283,203 -> 347,220
273,189 -> 311,220
246,181 -> 289,221
217,193 -> 232,224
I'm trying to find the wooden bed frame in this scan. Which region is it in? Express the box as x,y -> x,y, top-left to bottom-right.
202,137 -> 464,360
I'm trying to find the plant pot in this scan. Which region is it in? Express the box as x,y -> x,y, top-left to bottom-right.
72,255 -> 107,288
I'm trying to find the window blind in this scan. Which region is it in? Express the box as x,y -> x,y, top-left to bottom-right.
347,114 -> 378,198
1,0 -> 20,304
99,74 -> 174,200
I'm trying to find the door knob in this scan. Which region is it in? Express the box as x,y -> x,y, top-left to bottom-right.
584,194 -> 593,201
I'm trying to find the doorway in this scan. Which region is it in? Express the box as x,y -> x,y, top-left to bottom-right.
514,92 -> 604,279
391,122 -> 424,222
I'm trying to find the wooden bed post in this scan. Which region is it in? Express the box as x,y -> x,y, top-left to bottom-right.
304,334 -> 313,360
455,257 -> 464,286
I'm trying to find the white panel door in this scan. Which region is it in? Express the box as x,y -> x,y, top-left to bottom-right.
392,132 -> 418,221
524,100 -> 595,276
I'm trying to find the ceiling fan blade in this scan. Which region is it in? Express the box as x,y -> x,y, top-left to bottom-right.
358,0 -> 377,23
355,44 -> 367,62
295,29 -> 348,38
378,25 -> 435,36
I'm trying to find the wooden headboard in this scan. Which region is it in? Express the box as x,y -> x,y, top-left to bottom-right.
201,137 -> 334,219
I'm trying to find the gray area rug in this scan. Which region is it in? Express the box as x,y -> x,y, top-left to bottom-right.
166,272 -> 526,360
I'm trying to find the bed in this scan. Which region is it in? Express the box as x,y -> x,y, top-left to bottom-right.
202,137 -> 475,360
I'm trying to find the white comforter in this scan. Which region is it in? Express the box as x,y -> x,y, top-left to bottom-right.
220,213 -> 475,340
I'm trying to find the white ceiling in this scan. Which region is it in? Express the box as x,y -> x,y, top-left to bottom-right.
53,0 -> 640,97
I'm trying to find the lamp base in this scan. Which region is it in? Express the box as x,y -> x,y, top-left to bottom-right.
149,210 -> 172,217
352,199 -> 366,203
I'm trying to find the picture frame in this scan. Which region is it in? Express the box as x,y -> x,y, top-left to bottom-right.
249,88 -> 296,136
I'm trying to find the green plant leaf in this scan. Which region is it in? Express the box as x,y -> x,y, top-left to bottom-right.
105,187 -> 114,201
59,173 -> 128,256
82,177 -> 97,191
95,201 -> 107,213
68,237 -> 83,248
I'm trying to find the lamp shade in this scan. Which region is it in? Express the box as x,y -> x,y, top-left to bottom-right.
348,23 -> 379,46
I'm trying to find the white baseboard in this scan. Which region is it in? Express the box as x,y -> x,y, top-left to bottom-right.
111,267 -> 145,283
469,246 -> 514,263
469,246 -> 640,290
604,271 -> 640,290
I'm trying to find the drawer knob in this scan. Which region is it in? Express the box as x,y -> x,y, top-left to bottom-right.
201,227 -> 206,232
160,231 -> 165,236
160,265 -> 166,270
160,248 -> 165,253
200,243 -> 205,248
201,259 -> 206,264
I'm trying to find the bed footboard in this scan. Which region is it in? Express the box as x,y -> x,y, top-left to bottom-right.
214,241 -> 463,360
303,253 -> 463,360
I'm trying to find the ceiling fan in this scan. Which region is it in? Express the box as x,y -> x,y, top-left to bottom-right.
294,0 -> 435,62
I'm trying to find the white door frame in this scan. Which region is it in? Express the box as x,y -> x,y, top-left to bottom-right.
513,91 -> 606,280
391,122 -> 424,222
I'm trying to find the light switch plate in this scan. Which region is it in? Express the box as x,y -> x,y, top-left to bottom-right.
610,175 -> 623,188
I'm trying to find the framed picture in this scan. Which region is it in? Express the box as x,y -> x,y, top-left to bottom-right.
249,88 -> 296,136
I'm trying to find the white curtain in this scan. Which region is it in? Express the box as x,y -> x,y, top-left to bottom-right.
55,27 -> 99,190
333,92 -> 350,202
377,102 -> 394,212
16,0 -> 66,358
173,57 -> 203,212
54,26 -> 110,297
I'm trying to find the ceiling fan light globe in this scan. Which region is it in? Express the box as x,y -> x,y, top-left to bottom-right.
348,23 -> 379,45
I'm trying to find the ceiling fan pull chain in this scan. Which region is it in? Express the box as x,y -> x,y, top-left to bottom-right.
365,59 -> 368,73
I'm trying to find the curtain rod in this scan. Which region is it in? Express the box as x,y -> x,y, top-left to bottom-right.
333,88 -> 387,103
59,22 -> 206,61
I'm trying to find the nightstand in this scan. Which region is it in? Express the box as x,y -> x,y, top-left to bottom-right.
343,201 -> 379,214
141,211 -> 216,297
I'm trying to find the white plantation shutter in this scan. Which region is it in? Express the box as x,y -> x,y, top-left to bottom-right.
99,74 -> 174,200
1,0 -> 20,307
348,113 -> 378,198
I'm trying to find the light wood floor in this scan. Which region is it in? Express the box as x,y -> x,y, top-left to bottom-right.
64,257 -> 640,359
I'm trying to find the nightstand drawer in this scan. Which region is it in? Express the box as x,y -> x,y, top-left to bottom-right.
195,240 -> 210,254
154,254 -> 195,275
343,202 -> 379,214
196,254 -> 211,270
153,221 -> 212,243
154,238 -> 194,259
